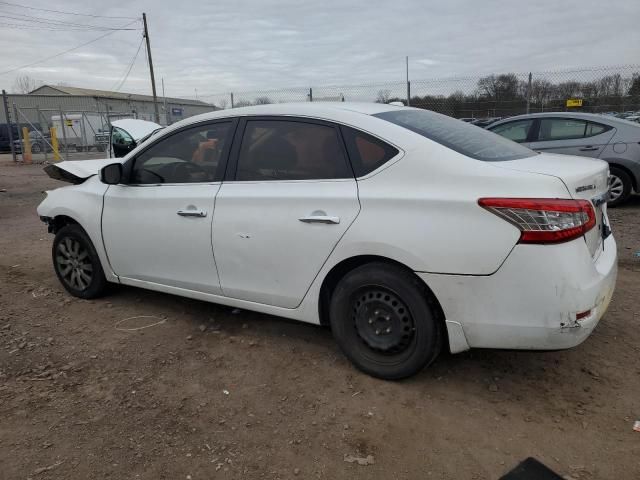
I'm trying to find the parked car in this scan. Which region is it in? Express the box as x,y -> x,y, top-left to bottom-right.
487,112 -> 640,206
107,118 -> 162,158
13,130 -> 53,154
37,103 -> 616,379
471,117 -> 501,127
0,123 -> 41,152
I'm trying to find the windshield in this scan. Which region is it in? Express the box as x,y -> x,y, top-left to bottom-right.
374,109 -> 536,161
137,127 -> 164,145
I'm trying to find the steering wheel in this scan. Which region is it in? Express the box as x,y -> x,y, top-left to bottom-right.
167,161 -> 210,182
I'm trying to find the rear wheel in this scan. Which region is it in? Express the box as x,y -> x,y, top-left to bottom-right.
31,143 -> 42,154
52,225 -> 108,299
608,167 -> 632,207
329,262 -> 442,380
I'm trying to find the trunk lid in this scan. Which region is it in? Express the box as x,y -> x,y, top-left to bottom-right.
493,153 -> 610,258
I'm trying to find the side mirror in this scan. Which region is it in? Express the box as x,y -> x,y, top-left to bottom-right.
100,163 -> 123,185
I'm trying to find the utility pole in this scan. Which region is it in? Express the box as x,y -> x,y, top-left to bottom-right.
406,56 -> 410,106
526,72 -> 532,114
2,90 -> 16,162
162,77 -> 169,125
142,13 -> 160,123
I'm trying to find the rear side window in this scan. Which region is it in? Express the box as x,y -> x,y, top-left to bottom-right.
374,109 -> 535,162
586,122 -> 611,137
236,120 -> 352,181
341,126 -> 399,176
538,118 -> 612,141
489,119 -> 534,143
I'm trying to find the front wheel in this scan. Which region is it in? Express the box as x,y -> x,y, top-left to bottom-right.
329,262 -> 442,380
52,225 -> 108,299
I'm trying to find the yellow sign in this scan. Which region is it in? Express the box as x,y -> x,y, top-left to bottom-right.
65,119 -> 73,126
566,99 -> 583,107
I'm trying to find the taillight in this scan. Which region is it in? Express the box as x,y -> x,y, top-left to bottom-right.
478,198 -> 596,244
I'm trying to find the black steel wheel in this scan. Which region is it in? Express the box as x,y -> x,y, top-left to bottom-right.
352,287 -> 415,354
330,262 -> 442,380
52,224 -> 108,298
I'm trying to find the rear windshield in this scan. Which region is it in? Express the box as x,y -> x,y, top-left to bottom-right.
374,109 -> 536,161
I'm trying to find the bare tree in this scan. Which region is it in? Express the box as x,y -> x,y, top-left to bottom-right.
12,74 -> 41,94
376,89 -> 391,103
554,81 -> 581,99
217,98 -> 228,109
530,79 -> 554,106
477,74 -> 520,100
629,75 -> 640,97
254,96 -> 272,105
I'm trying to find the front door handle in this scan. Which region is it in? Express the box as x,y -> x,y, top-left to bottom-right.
299,215 -> 340,224
579,146 -> 599,151
177,209 -> 207,218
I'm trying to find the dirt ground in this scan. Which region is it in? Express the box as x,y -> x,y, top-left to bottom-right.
1,157 -> 639,480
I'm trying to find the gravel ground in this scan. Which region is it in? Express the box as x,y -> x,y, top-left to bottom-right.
1,158 -> 639,479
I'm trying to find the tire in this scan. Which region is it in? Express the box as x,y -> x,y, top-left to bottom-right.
31,143 -> 42,154
608,167 -> 632,207
329,262 -> 442,380
52,224 -> 108,299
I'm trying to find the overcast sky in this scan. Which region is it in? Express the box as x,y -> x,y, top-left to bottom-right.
1,0 -> 639,102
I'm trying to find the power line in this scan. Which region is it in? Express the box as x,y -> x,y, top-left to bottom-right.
0,12 -> 140,30
111,35 -> 145,91
0,16 -> 138,31
0,21 -> 136,31
0,19 -> 139,76
0,1 -> 138,19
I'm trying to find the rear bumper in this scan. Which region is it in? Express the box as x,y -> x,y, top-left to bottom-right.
418,235 -> 617,353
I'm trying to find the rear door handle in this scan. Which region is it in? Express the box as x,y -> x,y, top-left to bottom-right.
298,215 -> 340,224
579,146 -> 599,151
177,209 -> 207,217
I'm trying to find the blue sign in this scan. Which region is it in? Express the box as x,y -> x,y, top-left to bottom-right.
171,107 -> 183,116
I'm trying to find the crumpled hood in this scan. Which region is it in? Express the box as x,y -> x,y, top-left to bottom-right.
44,158 -> 119,183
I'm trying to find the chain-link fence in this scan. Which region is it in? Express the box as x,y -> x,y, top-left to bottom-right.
4,65 -> 639,163
1,91 -> 133,163
199,65 -> 640,120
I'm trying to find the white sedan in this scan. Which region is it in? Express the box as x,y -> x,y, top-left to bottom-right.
37,103 -> 617,379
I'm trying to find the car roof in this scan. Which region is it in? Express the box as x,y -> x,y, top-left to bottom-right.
169,102 -> 404,127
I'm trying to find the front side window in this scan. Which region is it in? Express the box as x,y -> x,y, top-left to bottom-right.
374,109 -> 535,162
131,122 -> 231,184
236,120 -> 352,181
112,126 -> 134,147
489,119 -> 534,143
